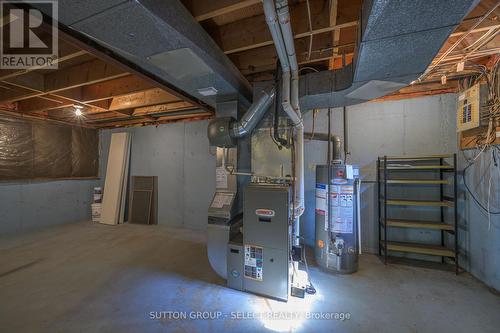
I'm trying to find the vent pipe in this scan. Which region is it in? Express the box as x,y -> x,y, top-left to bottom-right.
207,85 -> 276,147
263,0 -> 290,73
263,0 -> 305,247
230,85 -> 276,138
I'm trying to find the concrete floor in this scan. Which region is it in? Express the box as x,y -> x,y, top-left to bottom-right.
0,222 -> 498,333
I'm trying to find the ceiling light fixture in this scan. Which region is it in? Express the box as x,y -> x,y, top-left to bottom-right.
74,105 -> 84,116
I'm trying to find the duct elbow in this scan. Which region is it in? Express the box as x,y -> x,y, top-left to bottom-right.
231,85 -> 276,138
230,123 -> 248,138
208,85 -> 276,147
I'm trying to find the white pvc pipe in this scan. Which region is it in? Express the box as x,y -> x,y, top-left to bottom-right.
281,71 -> 300,125
295,122 -> 305,214
263,0 -> 304,250
276,0 -> 298,71
263,0 -> 290,72
276,0 -> 304,217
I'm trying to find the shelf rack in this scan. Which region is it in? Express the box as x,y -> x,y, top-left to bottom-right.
377,154 -> 459,273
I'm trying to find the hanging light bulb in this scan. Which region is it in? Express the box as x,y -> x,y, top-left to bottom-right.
74,105 -> 83,116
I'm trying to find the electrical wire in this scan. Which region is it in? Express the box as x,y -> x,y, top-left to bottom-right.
305,0 -> 313,61
298,66 -> 319,74
459,56 -> 500,222
271,60 -> 288,148
462,151 -> 500,215
270,125 -> 282,149
308,109 -> 318,140
487,170 -> 492,229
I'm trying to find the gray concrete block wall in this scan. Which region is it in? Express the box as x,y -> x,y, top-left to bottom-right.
0,179 -> 98,235
301,94 -> 458,253
99,119 -> 215,230
457,151 -> 500,291
0,118 -> 216,237
183,121 -> 217,229
1,95 -> 497,291
301,93 -> 499,291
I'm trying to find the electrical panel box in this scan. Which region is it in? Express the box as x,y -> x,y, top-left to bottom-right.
242,184 -> 290,301
457,83 -> 489,132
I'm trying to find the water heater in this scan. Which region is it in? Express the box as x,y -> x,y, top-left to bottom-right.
315,164 -> 360,274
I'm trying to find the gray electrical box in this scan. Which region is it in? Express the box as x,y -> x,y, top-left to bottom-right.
242,184 -> 291,301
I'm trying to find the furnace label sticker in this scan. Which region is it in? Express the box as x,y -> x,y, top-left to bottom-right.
244,245 -> 263,281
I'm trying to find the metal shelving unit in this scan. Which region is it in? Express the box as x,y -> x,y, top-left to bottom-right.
377,154 -> 459,274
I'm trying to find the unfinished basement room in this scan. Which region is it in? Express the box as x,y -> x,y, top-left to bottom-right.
0,0 -> 499,332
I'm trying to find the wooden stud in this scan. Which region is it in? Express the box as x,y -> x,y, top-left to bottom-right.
184,0 -> 261,22
133,101 -> 196,116
0,59 -> 128,104
108,88 -> 182,111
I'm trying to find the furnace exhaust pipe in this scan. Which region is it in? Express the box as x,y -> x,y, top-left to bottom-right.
263,0 -> 305,247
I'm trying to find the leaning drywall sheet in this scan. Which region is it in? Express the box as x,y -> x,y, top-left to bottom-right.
100,132 -> 130,225
118,135 -> 131,224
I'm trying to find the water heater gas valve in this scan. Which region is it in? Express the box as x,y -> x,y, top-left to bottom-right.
333,238 -> 345,256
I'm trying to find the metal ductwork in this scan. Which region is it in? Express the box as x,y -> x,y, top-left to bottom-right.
207,85 -> 276,147
299,0 -> 480,110
230,86 -> 277,138
28,0 -> 253,108
30,0 -> 479,112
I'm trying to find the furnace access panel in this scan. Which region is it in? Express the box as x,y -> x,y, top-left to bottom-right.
242,184 -> 290,301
